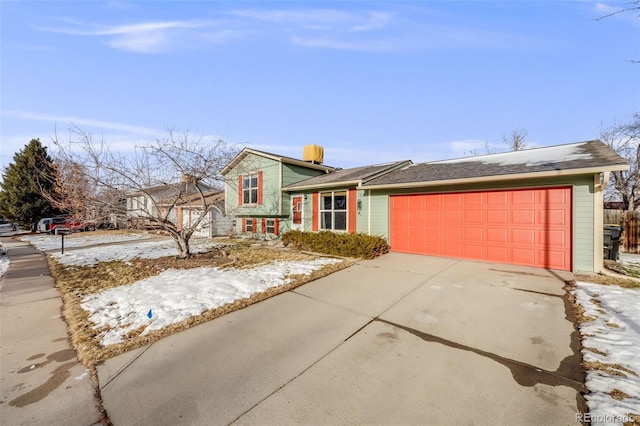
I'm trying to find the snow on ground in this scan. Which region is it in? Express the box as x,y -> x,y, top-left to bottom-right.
81,257 -> 342,346
619,253 -> 640,270
20,232 -> 149,252
573,282 -> 640,425
0,242 -> 8,277
49,238 -> 223,267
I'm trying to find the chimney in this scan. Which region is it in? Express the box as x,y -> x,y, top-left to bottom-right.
303,144 -> 324,165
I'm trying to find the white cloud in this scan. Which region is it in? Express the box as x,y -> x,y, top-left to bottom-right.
291,36 -> 395,53
2,110 -> 161,136
229,9 -> 395,33
37,19 -> 232,53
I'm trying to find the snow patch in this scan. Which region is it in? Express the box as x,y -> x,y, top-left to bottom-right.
0,256 -> 9,278
81,258 -> 342,346
20,233 -> 149,251
49,238 -> 223,267
432,143 -> 591,167
573,282 -> 640,425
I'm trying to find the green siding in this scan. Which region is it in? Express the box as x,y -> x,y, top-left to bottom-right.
281,164 -> 327,220
225,154 -> 328,237
366,174 -> 598,272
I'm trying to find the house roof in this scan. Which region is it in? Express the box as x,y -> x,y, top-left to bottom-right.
221,147 -> 337,175
176,190 -> 224,207
282,160 -> 412,191
362,140 -> 629,189
126,182 -> 214,198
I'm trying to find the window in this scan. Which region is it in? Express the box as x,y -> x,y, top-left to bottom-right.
243,174 -> 259,204
265,219 -> 275,234
320,191 -> 347,231
245,218 -> 254,232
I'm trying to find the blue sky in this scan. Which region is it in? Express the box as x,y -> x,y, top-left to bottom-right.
1,1 -> 638,171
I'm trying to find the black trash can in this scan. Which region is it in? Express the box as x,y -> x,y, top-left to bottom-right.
604,225 -> 622,261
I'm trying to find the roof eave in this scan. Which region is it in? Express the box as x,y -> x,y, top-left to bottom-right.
360,164 -> 630,190
221,148 -> 335,175
283,180 -> 361,192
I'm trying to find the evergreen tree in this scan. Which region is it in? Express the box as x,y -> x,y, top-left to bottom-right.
0,139 -> 61,225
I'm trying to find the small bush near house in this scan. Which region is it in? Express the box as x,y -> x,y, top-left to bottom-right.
282,230 -> 389,259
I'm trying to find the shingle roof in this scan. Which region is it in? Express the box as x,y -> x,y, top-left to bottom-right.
363,140 -> 628,188
221,147 -> 337,175
282,160 -> 412,190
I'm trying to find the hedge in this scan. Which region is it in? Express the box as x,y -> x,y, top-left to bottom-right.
281,230 -> 389,259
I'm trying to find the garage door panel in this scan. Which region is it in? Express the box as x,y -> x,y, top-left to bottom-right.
487,192 -> 508,205
464,227 -> 483,242
539,209 -> 569,225
463,246 -> 483,259
443,243 -> 462,257
538,229 -> 569,246
390,188 -> 572,271
512,248 -> 536,265
512,191 -> 535,204
487,210 -> 508,224
512,210 -> 535,225
512,229 -> 536,245
486,246 -> 509,262
464,210 -> 483,224
487,228 -> 508,243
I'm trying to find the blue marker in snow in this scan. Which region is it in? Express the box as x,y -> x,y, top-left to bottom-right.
147,309 -> 153,319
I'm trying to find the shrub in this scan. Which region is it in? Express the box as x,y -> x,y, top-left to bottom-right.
281,230 -> 389,259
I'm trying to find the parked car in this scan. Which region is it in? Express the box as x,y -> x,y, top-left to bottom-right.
49,216 -> 96,234
0,219 -> 17,232
35,216 -> 93,234
36,218 -> 53,233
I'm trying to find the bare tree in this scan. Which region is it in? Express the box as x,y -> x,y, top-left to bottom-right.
596,0 -> 639,63
50,127 -> 239,258
467,141 -> 498,157
601,113 -> 640,211
502,128 -> 529,151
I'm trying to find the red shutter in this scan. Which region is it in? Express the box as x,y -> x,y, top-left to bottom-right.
238,175 -> 243,206
257,171 -> 264,205
312,192 -> 319,232
241,218 -> 246,232
274,218 -> 279,236
252,218 -> 257,233
348,189 -> 357,234
262,218 -> 266,234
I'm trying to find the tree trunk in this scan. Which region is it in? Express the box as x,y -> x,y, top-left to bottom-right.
173,235 -> 190,259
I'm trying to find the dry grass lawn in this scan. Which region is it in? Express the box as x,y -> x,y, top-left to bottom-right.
50,242 -> 353,369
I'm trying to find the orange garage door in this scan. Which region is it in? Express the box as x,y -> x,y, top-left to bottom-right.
389,187 -> 572,271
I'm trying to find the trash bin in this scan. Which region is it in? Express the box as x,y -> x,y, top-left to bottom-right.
604,225 -> 622,261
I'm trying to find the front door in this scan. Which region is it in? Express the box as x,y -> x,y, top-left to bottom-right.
292,196 -> 304,230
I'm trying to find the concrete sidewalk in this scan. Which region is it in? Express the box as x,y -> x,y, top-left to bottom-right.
0,237 -> 102,426
98,253 -> 583,425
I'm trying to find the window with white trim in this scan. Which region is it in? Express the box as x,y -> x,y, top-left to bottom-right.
243,174 -> 258,204
245,218 -> 254,232
320,191 -> 347,231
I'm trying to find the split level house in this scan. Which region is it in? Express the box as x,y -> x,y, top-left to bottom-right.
222,141 -> 628,274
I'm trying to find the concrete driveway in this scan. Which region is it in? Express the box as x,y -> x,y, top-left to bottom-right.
98,253 -> 583,425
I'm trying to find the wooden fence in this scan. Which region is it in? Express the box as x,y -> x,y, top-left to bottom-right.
604,209 -> 640,254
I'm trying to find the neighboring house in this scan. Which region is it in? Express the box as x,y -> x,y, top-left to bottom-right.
125,178 -> 229,237
223,140 -> 628,273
